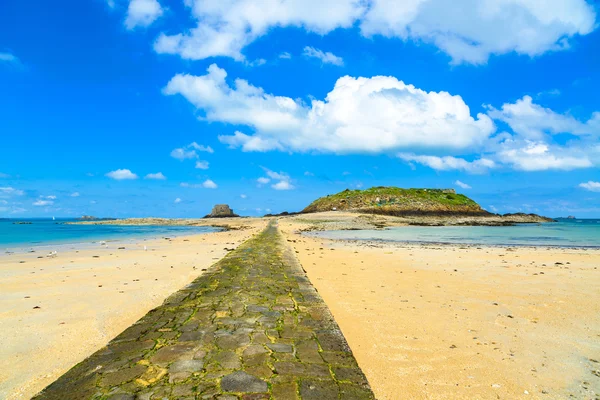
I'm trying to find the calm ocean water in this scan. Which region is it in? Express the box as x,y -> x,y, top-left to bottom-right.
313,219 -> 600,248
0,219 -> 221,249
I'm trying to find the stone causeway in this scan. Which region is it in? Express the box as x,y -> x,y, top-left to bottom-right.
33,222 -> 375,399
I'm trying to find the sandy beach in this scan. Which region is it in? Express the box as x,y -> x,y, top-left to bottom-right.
279,214 -> 600,399
0,218 -> 267,400
2,212 -> 599,399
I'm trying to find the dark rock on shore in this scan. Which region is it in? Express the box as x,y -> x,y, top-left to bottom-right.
204,204 -> 239,218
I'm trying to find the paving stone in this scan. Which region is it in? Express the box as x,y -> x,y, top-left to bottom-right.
221,371 -> 268,393
101,364 -> 147,386
299,379 -> 339,400
169,359 -> 204,373
272,382 -> 299,400
333,366 -> 369,385
32,223 -> 373,399
106,394 -> 136,400
339,382 -> 375,399
266,343 -> 293,353
273,362 -> 305,376
215,351 -> 242,369
149,343 -> 197,365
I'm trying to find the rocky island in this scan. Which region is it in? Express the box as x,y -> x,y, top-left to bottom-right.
301,187 -> 554,226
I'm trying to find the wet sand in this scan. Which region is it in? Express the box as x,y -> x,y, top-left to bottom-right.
0,218 -> 266,400
280,216 -> 600,400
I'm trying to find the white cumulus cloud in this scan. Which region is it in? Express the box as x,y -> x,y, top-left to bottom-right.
486,95 -> 600,140
0,187 -> 25,197
33,199 -> 53,206
145,172 -> 167,180
171,142 -> 214,160
202,179 -> 218,189
259,168 -> 295,190
195,160 -> 209,170
125,0 -> 164,30
174,197 -> 182,203
303,46 -> 344,66
106,169 -> 138,180
579,181 -> 600,192
257,177 -> 270,185
165,64 -> 495,154
71,192 -> 80,197
0,52 -> 19,64
153,0 -> 597,64
399,154 -> 496,174
455,180 -> 472,189
272,180 -> 295,190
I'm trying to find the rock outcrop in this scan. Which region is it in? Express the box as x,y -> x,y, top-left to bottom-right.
205,204 -> 239,218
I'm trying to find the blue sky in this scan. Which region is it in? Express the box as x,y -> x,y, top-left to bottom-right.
1,0 -> 599,218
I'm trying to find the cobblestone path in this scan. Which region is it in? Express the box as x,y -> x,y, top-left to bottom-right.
33,222 -> 375,400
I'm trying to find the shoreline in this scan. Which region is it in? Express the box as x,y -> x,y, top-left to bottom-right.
306,234 -> 600,250
0,226 -> 224,255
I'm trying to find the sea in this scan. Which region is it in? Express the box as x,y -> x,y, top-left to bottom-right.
0,218 -> 221,251
312,218 -> 600,248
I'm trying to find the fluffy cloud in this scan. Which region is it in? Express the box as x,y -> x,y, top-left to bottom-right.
145,172 -> 167,180
257,168 -> 295,190
125,0 -> 164,30
256,177 -> 270,185
399,154 -> 495,173
272,180 -> 294,190
0,52 -> 19,64
0,187 -> 25,197
579,181 -> 600,192
171,142 -> 214,160
279,52 -> 292,59
180,180 -> 218,189
360,0 -> 597,65
71,192 -> 80,197
165,64 -> 495,154
495,140 -> 593,171
174,197 -> 182,203
166,65 -> 600,173
195,160 -> 209,170
303,46 -> 344,66
154,0 -> 362,61
106,169 -> 138,180
202,179 -> 218,189
487,95 -> 600,140
154,0 -> 597,64
240,194 -> 247,199
33,199 -> 53,206
455,180 -> 472,189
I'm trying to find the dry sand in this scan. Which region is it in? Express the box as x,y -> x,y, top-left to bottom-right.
0,218 -> 267,400
280,216 -> 600,400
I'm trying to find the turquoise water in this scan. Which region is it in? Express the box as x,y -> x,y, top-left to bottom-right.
0,219 -> 221,249
313,219 -> 600,248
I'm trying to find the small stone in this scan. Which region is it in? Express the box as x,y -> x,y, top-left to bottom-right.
221,371 -> 268,393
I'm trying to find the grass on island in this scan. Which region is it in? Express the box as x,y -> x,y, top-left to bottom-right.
303,187 -> 481,213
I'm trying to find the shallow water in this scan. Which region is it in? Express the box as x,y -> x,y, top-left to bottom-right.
0,218 -> 220,250
313,219 -> 600,247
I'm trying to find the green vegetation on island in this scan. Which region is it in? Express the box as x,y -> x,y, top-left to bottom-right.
302,187 -> 488,216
